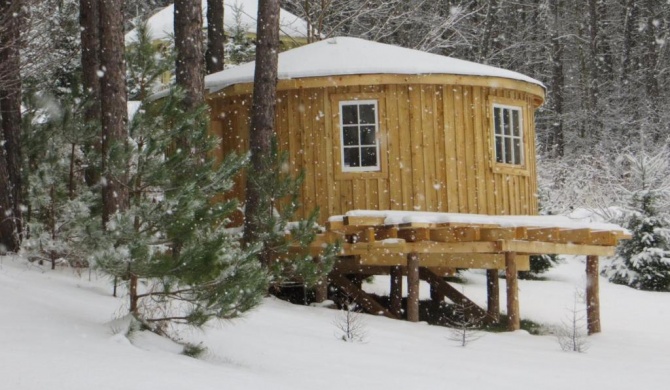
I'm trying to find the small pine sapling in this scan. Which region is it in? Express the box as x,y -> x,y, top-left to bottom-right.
334,298 -> 367,343
556,291 -> 589,353
446,294 -> 484,347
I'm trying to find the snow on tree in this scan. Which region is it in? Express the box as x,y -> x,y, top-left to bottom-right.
603,150 -> 670,292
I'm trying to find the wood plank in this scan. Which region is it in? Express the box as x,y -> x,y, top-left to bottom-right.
409,85 -> 426,211
444,86 -> 459,212
557,228 -> 592,244
526,227 -> 561,242
397,228 -> 431,242
430,226 -> 481,243
472,86 -> 487,214
397,86 -> 413,210
421,86 -> 437,210
499,240 -> 616,256
343,215 -> 386,227
480,227 -> 517,241
329,273 -> 397,319
419,269 -> 487,320
434,86 -> 447,210
215,74 -> 546,102
463,86 -> 477,213
386,85 -> 402,209
453,86 -> 468,212
589,231 -> 619,246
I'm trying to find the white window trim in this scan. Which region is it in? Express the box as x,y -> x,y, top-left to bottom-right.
339,99 -> 380,172
492,103 -> 524,166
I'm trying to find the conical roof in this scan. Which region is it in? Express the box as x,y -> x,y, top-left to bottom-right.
206,37 -> 544,93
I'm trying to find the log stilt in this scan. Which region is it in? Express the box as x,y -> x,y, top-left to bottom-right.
586,255 -> 601,334
486,269 -> 500,323
505,252 -> 520,331
390,266 -> 403,318
407,253 -> 420,322
313,256 -> 328,303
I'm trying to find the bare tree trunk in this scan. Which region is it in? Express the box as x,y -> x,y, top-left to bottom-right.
0,0 -> 23,251
80,0 -> 102,187
242,0 -> 280,263
477,0 -> 498,64
206,0 -> 225,74
548,0 -> 564,158
99,0 -> 129,227
175,0 -> 205,109
619,0 -> 637,86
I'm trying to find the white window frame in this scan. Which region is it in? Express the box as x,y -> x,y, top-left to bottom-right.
339,99 -> 380,172
492,103 -> 524,166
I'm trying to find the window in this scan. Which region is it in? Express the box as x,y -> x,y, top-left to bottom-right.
493,104 -> 523,166
339,100 -> 380,172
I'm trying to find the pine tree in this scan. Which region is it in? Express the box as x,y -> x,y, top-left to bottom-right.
90,87 -> 267,332
603,151 -> 670,291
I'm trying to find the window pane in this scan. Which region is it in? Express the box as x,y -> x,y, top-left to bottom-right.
513,139 -> 522,165
512,109 -> 520,136
503,108 -> 511,135
495,136 -> 504,163
360,126 -> 376,145
504,137 -> 513,164
343,126 -> 359,146
360,147 -> 377,167
343,147 -> 360,167
342,104 -> 358,125
359,104 -> 376,124
494,108 -> 502,135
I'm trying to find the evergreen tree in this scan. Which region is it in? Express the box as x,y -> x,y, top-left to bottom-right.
603,151 -> 670,291
90,88 -> 267,331
21,88 -> 97,269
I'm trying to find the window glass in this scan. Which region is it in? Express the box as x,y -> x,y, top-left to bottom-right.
339,100 -> 380,172
493,104 -> 523,166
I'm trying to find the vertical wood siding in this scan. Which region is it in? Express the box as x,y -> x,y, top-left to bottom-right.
212,81 -> 540,224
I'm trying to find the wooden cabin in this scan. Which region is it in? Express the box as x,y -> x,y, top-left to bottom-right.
204,37 -> 628,332
207,37 -> 545,223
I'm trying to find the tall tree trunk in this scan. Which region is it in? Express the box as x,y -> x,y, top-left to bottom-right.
175,0 -> 205,109
80,0 -> 102,187
641,0 -> 660,141
585,0 -> 603,141
619,0 -> 637,86
477,0 -> 498,64
242,0 -> 281,264
548,0 -> 564,158
206,0 -> 225,74
99,0 -> 129,227
0,0 -> 23,251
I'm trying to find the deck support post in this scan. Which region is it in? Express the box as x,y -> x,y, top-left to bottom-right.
390,266 -> 403,318
505,252 -> 520,331
313,257 -> 328,303
586,255 -> 601,334
486,269 -> 500,323
407,253 -> 420,322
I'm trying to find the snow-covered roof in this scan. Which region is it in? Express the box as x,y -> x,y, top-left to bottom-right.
125,0 -> 310,45
205,37 -> 544,94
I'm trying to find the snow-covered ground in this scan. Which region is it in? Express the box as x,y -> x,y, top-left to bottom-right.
1,254 -> 667,389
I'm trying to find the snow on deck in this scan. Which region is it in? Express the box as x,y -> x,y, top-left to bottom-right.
125,0 -> 310,45
205,37 -> 545,93
329,210 -> 628,234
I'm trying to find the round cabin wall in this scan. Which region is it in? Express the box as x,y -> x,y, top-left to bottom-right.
208,74 -> 545,225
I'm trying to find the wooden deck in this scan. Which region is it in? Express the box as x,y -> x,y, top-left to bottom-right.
305,213 -> 630,334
